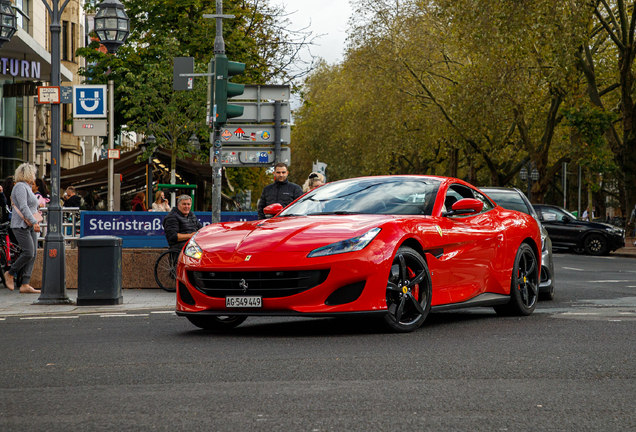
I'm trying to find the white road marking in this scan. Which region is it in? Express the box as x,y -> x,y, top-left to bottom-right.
151,311 -> 175,314
100,314 -> 149,317
20,316 -> 79,320
0,318 -> 5,321
589,280 -> 632,283
619,312 -> 635,315
560,312 -> 600,315
562,267 -> 584,271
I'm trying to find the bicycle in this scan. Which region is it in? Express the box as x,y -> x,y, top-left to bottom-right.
0,222 -> 24,289
154,249 -> 180,292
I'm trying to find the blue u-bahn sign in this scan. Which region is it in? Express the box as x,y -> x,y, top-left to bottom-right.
73,85 -> 107,118
80,211 -> 259,248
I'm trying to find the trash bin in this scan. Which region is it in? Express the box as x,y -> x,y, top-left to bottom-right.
77,236 -> 123,306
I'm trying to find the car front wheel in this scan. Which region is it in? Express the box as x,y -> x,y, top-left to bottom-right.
384,246 -> 432,332
584,233 -> 608,256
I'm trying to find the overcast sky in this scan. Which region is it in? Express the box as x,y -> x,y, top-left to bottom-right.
275,0 -> 353,65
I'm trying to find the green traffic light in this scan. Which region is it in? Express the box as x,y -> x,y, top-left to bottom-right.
214,56 -> 246,126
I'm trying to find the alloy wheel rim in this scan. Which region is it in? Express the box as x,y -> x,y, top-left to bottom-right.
517,249 -> 538,308
386,253 -> 428,325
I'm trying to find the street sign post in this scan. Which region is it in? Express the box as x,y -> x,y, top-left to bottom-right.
219,124 -> 289,144
212,146 -> 291,167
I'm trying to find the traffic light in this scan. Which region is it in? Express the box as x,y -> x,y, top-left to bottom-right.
215,55 -> 245,125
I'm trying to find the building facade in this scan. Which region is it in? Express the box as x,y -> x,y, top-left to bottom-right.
1,0 -> 90,181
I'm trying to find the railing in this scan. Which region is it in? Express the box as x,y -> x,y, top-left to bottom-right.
38,207 -> 81,248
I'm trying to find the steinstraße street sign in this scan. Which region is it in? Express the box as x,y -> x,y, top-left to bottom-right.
220,124 -> 290,144
73,85 -> 107,118
214,146 -> 291,167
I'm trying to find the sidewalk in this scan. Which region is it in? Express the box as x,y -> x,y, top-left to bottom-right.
0,289 -> 175,317
611,236 -> 636,258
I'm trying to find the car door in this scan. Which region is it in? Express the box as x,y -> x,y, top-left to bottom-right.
434,184 -> 499,304
536,207 -> 580,247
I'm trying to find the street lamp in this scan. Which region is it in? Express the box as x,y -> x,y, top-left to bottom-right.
38,0 -> 129,305
519,162 -> 540,200
94,0 -> 130,54
0,0 -> 17,48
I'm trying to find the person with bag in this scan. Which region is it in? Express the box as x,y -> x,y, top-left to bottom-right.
4,163 -> 42,293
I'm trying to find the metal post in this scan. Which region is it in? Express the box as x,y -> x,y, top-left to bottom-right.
563,162 -> 567,209
578,165 -> 582,218
107,80 -> 114,211
146,154 -> 152,208
211,0 -> 227,224
38,0 -> 72,304
274,100 -> 281,163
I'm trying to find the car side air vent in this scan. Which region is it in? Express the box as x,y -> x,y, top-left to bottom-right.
178,282 -> 196,305
325,281 -> 366,306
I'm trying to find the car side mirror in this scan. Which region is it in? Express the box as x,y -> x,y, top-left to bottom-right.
264,203 -> 284,218
561,215 -> 572,223
444,198 -> 484,216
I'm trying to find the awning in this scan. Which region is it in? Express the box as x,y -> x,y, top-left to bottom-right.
58,148 -> 232,195
1,27 -> 73,82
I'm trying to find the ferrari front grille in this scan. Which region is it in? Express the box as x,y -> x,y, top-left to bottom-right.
187,270 -> 330,298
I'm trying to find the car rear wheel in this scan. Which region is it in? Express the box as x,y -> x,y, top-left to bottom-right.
186,315 -> 247,330
384,246 -> 432,333
495,243 -> 538,316
584,233 -> 608,256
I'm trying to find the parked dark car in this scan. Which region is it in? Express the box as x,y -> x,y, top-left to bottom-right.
532,204 -> 625,256
481,187 -> 555,301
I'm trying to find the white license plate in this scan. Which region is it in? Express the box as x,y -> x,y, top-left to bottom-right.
226,296 -> 262,308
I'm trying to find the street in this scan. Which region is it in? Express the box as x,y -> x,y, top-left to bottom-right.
1,253 -> 636,431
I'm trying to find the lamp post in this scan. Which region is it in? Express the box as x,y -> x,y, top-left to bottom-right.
188,133 -> 200,153
38,0 -> 129,305
519,162 -> 540,201
0,0 -> 17,48
138,135 -> 156,209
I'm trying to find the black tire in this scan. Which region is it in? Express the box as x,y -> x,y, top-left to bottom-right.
384,246 -> 432,333
584,233 -> 608,256
495,243 -> 538,316
186,315 -> 247,330
154,251 -> 179,292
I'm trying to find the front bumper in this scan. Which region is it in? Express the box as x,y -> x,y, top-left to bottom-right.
175,247 -> 391,315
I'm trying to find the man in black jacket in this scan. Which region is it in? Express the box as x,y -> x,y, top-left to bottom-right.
257,163 -> 303,219
163,195 -> 203,251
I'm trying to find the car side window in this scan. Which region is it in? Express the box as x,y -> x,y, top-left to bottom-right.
444,184 -> 493,215
541,208 -> 561,221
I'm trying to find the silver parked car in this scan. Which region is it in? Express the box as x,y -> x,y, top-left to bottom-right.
481,187 -> 555,301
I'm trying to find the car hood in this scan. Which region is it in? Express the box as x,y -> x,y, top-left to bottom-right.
194,214 -> 396,255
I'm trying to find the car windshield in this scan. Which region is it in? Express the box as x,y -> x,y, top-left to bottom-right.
483,190 -> 530,215
280,178 -> 441,216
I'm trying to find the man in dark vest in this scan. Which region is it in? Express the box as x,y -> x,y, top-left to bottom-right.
257,163 -> 303,219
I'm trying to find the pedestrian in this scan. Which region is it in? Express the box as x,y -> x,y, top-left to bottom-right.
63,186 -> 81,208
33,178 -> 50,208
257,163 -> 303,219
152,190 -> 170,212
4,163 -> 42,293
582,207 -> 594,221
302,172 -> 325,192
162,195 -> 202,251
131,192 -> 147,211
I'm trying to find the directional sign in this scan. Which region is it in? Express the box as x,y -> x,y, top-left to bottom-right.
226,102 -> 290,123
73,119 -> 108,136
220,124 -> 290,144
211,146 -> 291,167
73,85 -> 107,118
230,85 -> 290,101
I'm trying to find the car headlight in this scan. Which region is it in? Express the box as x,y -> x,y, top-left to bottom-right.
308,228 -> 381,258
184,234 -> 203,260
605,227 -> 621,235
541,233 -> 547,252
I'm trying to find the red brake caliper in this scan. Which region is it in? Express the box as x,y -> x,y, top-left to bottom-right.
407,267 -> 419,300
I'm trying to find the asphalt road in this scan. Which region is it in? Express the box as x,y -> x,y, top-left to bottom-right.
1,253 -> 636,431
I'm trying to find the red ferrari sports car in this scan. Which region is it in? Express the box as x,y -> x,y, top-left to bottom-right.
175,175 -> 542,332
